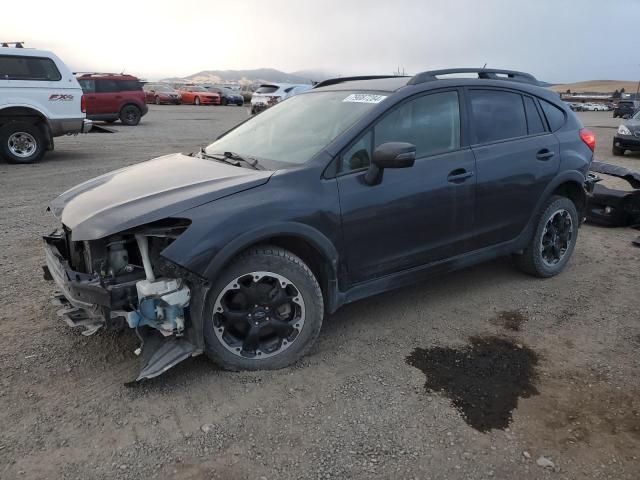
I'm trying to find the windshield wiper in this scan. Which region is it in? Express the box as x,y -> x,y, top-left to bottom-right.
196,148 -> 263,170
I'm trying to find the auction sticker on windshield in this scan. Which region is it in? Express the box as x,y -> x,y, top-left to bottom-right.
343,93 -> 387,104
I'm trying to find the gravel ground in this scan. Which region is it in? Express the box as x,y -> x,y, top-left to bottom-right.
0,107 -> 639,480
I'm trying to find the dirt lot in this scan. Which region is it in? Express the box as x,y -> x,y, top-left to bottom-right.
1,108 -> 639,480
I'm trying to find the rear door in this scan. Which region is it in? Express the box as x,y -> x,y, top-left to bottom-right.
337,89 -> 477,284
467,88 -> 560,249
93,79 -> 120,114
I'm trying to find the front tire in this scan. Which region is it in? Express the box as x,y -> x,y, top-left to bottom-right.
513,195 -> 579,278
119,105 -> 141,126
203,245 -> 324,371
194,96 -> 201,105
0,122 -> 45,164
155,96 -> 161,105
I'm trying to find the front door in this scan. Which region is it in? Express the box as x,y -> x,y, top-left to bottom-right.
337,90 -> 477,285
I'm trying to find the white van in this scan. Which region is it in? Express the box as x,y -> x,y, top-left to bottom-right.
0,44 -> 91,163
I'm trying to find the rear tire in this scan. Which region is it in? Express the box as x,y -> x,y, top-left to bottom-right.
119,105 -> 141,126
203,245 -> 324,371
513,195 -> 578,278
221,98 -> 228,106
194,96 -> 201,105
0,122 -> 45,164
612,145 -> 625,156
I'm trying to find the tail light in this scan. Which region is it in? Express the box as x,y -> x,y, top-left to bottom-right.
80,94 -> 86,113
579,128 -> 596,152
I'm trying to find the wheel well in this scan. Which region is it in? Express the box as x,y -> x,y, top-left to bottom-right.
120,103 -> 141,113
551,181 -> 585,211
0,107 -> 52,148
237,236 -> 333,310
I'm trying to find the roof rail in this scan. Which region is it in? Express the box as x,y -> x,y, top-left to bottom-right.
1,41 -> 25,48
74,72 -> 127,77
408,68 -> 539,86
313,75 -> 408,89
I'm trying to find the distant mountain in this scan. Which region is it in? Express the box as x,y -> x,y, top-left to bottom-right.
548,80 -> 639,94
162,68 -> 340,85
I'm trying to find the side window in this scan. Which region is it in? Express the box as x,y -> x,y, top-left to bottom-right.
374,91 -> 460,157
78,79 -> 95,93
95,79 -> 119,93
0,55 -> 61,81
340,131 -> 373,173
117,80 -> 142,91
469,89 -> 527,144
524,96 -> 546,135
539,100 -> 566,132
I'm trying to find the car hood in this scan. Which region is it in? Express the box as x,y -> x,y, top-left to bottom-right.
50,153 -> 273,241
623,119 -> 640,129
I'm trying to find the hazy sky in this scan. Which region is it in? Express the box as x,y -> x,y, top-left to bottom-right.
2,0 -> 639,83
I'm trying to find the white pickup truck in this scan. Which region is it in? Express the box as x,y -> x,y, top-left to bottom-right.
0,44 -> 91,163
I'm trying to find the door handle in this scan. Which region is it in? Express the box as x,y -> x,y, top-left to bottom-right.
447,168 -> 474,183
536,149 -> 555,161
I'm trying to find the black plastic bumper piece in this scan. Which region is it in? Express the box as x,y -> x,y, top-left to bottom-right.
136,330 -> 197,381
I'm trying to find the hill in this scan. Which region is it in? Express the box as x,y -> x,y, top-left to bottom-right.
162,68 -> 339,85
549,80 -> 639,94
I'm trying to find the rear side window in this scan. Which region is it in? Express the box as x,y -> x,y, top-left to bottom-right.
0,55 -> 62,81
375,91 -> 460,157
117,80 -> 142,91
524,96 -> 546,135
95,79 -> 119,93
256,85 -> 278,94
78,79 -> 95,93
469,90 -> 527,144
539,100 -> 565,132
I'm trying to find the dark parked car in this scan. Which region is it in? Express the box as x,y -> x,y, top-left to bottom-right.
613,100 -> 640,119
612,110 -> 640,155
77,73 -> 148,126
205,86 -> 244,106
43,68 -> 595,380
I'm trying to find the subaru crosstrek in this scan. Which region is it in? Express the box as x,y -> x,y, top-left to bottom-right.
42,68 -> 596,380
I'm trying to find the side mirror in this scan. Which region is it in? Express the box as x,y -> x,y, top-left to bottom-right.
364,142 -> 416,185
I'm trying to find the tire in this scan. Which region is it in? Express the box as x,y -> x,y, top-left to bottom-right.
119,105 -> 141,126
513,195 -> 579,278
613,114 -> 617,118
194,96 -> 201,105
155,96 -> 161,105
203,245 -> 324,371
221,98 -> 228,106
612,145 -> 625,156
0,122 -> 45,164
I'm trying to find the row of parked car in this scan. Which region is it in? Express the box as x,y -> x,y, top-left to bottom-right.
565,100 -> 640,118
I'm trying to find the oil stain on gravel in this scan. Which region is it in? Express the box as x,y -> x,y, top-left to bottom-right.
407,336 -> 539,432
491,310 -> 527,331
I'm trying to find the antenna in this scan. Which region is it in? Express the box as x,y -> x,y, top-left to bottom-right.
482,62 -> 487,69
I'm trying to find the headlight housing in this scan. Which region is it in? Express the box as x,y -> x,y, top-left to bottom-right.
618,124 -> 632,135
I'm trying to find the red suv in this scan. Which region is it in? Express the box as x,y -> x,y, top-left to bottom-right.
77,73 -> 148,126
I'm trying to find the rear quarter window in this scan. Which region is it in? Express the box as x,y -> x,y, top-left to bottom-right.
117,80 -> 142,91
0,55 -> 62,81
539,100 -> 566,132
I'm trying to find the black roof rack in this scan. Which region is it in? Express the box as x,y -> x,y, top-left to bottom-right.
313,75 -> 408,89
408,68 -> 539,86
1,41 -> 24,48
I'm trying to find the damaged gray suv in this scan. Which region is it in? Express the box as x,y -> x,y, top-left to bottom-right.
43,69 -> 596,380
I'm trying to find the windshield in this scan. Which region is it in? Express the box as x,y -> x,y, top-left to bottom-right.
633,110 -> 640,120
188,86 -> 207,92
153,85 -> 174,92
206,90 -> 386,165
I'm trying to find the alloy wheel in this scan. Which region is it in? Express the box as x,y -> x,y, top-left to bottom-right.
539,209 -> 573,267
212,271 -> 305,359
7,132 -> 37,158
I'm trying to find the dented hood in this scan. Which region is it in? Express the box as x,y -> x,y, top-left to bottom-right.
50,153 -> 273,241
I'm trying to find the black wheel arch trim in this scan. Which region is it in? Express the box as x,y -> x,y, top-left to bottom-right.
201,222 -> 341,313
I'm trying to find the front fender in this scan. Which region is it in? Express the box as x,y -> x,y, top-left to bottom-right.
200,222 -> 339,282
